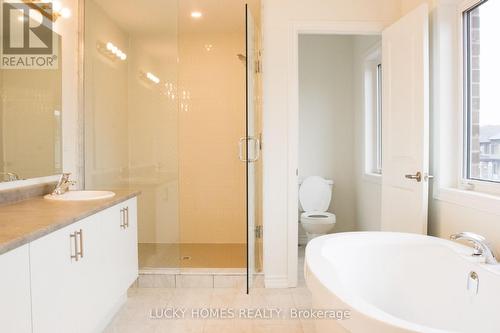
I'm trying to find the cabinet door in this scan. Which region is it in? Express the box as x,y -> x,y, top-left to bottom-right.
121,198 -> 138,287
30,215 -> 102,333
104,198 -> 138,298
0,245 -> 32,333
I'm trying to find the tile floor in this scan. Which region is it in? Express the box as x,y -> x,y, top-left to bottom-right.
104,287 -> 315,333
105,246 -> 312,333
139,243 -> 247,268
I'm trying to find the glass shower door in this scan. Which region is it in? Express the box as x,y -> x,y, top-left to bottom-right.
245,4 -> 259,293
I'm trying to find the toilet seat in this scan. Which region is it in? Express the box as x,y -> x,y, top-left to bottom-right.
300,211 -> 336,224
299,176 -> 331,212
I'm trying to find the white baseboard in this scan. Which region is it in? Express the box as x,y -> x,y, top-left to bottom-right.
264,275 -> 289,288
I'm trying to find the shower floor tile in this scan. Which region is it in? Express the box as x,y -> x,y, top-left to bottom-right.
138,243 -> 246,269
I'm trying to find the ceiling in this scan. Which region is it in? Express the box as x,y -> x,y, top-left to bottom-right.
93,0 -> 259,35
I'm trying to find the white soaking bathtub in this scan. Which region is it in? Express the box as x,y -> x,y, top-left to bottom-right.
305,232 -> 500,333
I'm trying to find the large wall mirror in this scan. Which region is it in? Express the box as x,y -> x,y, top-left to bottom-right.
0,2 -> 64,183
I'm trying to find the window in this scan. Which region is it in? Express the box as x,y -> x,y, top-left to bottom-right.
364,45 -> 382,176
375,63 -> 383,174
464,0 -> 500,183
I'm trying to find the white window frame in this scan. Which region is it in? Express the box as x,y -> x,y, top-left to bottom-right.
459,0 -> 500,196
433,0 -> 500,217
363,42 -> 382,181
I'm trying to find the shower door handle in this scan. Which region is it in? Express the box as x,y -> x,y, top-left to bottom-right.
238,137 -> 247,162
248,137 -> 260,163
238,137 -> 260,162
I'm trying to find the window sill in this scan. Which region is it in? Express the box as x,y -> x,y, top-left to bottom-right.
434,187 -> 500,216
363,172 -> 382,185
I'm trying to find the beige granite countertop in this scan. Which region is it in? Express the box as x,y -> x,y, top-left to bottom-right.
0,189 -> 140,256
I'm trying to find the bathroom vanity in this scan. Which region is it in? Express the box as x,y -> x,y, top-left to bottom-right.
0,190 -> 139,333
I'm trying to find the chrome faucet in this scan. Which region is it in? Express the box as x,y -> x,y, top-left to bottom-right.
450,232 -> 498,264
52,173 -> 77,195
1,172 -> 20,182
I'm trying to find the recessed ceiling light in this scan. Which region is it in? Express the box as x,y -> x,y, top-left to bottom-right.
191,11 -> 202,18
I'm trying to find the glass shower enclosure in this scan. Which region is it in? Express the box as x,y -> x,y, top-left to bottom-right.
83,0 -> 261,291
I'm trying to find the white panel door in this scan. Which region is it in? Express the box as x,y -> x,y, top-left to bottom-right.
381,4 -> 430,234
0,245 -> 32,333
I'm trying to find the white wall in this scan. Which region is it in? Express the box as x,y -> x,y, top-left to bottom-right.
298,35 -> 357,235
262,0 -> 403,287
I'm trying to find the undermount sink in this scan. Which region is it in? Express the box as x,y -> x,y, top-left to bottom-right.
44,190 -> 116,201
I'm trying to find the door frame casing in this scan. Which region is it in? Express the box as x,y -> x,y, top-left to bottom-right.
287,21 -> 388,287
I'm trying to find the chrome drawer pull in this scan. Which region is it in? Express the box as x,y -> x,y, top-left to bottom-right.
70,232 -> 78,261
76,229 -> 83,259
124,207 -> 129,228
120,208 -> 126,229
69,229 -> 83,260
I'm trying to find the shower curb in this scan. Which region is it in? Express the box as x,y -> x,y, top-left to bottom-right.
135,269 -> 264,289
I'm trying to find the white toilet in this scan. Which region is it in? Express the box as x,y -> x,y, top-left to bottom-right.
299,176 -> 336,242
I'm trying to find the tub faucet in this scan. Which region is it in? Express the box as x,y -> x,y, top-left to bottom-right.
52,173 -> 77,195
450,232 -> 498,264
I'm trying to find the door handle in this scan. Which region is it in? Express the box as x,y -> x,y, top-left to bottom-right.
248,137 -> 260,163
405,172 -> 422,182
238,137 -> 260,162
238,137 -> 246,162
405,172 -> 434,182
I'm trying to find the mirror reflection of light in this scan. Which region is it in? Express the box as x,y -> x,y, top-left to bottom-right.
146,72 -> 160,84
60,7 -> 71,18
104,42 -> 127,61
191,11 -> 202,18
52,1 -> 70,19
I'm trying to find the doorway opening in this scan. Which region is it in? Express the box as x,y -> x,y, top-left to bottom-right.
296,33 -> 382,286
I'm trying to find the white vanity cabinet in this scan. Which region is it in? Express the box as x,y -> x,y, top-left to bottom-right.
98,199 -> 138,308
0,245 -> 32,333
29,197 -> 138,333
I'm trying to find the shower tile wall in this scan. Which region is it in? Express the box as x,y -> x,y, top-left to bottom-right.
177,27 -> 246,245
